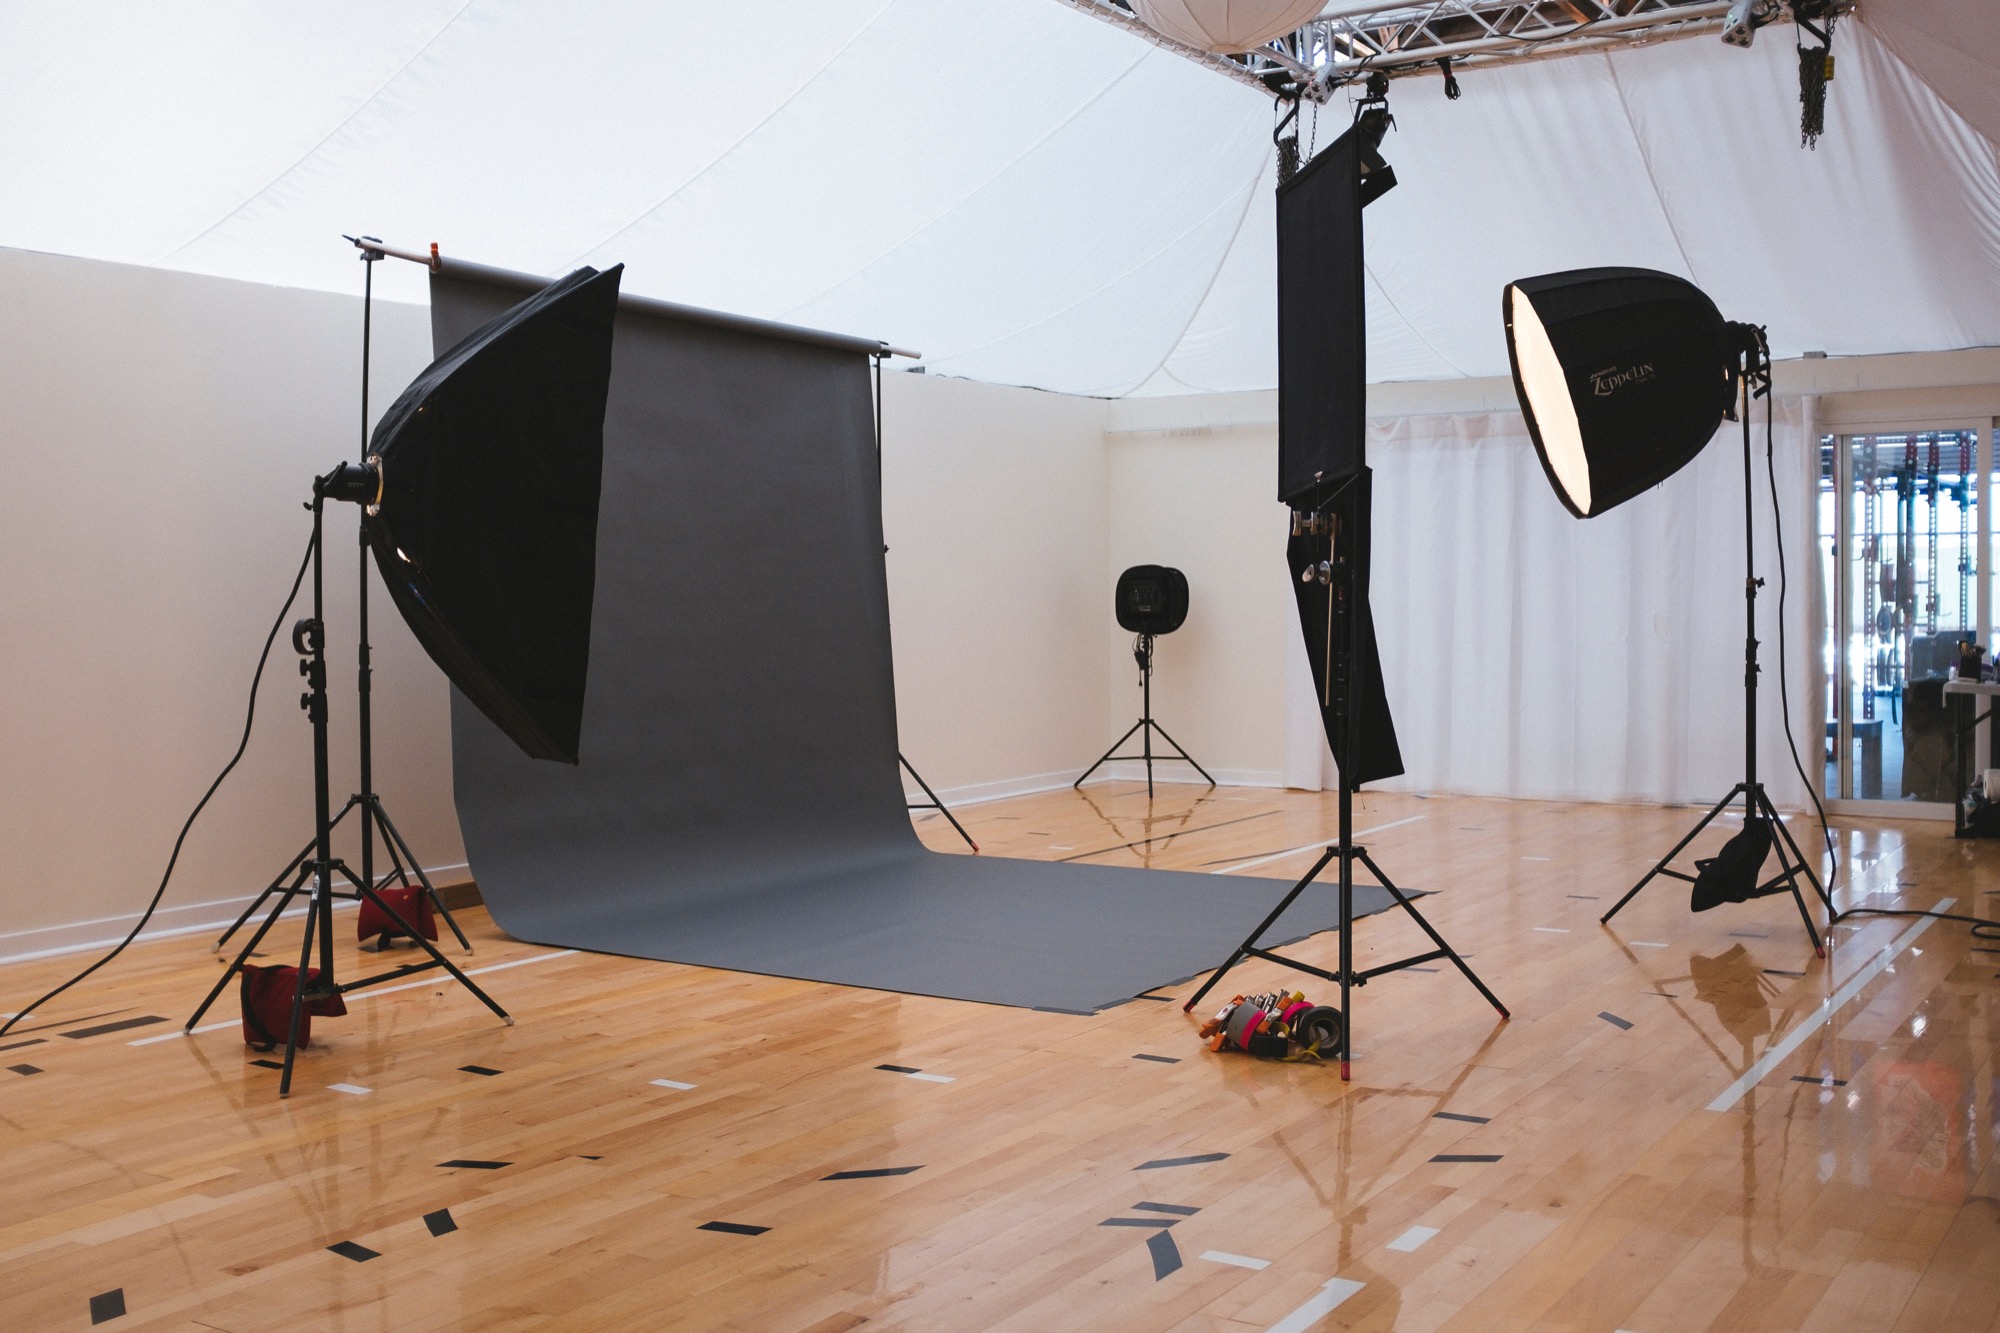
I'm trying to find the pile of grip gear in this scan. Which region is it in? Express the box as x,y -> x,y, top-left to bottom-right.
1197,990 -> 1345,1061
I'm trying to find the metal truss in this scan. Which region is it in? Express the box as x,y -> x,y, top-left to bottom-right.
1056,0 -> 1849,102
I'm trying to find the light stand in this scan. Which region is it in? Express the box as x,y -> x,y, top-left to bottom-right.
211,245 -> 474,955
1599,329 -> 1830,955
185,472 -> 512,1097
1074,634 -> 1215,798
1184,478 -> 1505,1079
867,352 -> 978,852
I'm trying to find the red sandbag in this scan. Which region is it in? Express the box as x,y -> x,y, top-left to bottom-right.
239,964 -> 347,1049
357,884 -> 438,944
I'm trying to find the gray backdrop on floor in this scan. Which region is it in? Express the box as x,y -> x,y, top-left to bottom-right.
435,263 -> 1400,1014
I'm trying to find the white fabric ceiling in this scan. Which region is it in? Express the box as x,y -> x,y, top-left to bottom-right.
2,1 -> 1995,396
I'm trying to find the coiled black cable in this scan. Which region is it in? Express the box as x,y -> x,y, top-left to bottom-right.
0,524 -> 318,1039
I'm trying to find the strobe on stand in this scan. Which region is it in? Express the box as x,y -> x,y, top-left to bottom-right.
186,252 -> 624,1097
1501,268 -> 1829,952
185,464 -> 512,1098
1075,565 -> 1215,797
211,241 -> 474,960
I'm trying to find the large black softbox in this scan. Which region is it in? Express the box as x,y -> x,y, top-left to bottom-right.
367,264 -> 623,764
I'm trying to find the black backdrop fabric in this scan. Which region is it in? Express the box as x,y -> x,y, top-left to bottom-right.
435,265 -> 1400,1014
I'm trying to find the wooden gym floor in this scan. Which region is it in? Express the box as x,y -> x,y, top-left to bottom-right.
0,783 -> 1995,1331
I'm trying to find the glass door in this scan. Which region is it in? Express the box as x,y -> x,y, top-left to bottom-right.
1822,428 -> 1987,811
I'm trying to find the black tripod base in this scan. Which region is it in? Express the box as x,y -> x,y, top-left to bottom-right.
1074,718 -> 1215,798
212,793 -> 474,956
1600,782 -> 1827,957
902,753 -> 978,852
187,863 -> 512,1098
1182,843 -> 1505,1081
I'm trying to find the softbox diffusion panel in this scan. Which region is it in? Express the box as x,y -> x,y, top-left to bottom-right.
436,261 -> 1406,1014
1288,471 -> 1403,786
369,264 -> 622,763
1278,125 -> 1404,788
1277,125 -> 1368,507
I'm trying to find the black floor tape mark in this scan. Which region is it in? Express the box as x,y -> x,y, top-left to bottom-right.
1728,931 -> 1770,939
822,1166 -> 923,1180
1132,995 -> 1175,1002
1791,1074 -> 1848,1087
875,1064 -> 920,1074
1598,1011 -> 1633,1030
460,1065 -> 503,1076
698,1221 -> 769,1236
577,1155 -> 603,1161
1404,967 -> 1440,973
1431,1154 -> 1502,1163
249,1060 -> 284,1070
6,1010 -> 126,1038
1034,1005 -> 1096,1016
9,1064 -> 43,1075
437,1160 -> 511,1170
1433,1111 -> 1489,1124
1136,1153 -> 1229,1170
61,1016 -> 167,1040
1644,991 -> 1681,998
328,1241 -> 379,1262
89,1289 -> 125,1324
0,1038 -> 47,1053
1763,969 -> 1806,978
424,1208 -> 458,1236
1133,1202 -> 1200,1215
1147,1229 -> 1183,1280
1131,1054 -> 1180,1064
1102,1217 -> 1178,1227
1566,894 -> 1600,899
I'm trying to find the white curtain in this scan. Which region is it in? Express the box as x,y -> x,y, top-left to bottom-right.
1286,404 -> 1819,808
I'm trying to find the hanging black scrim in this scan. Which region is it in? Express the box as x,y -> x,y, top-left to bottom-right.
367,264 -> 623,764
1276,121 -> 1394,505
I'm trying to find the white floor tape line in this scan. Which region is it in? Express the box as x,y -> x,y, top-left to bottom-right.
343,948 -> 580,1003
1706,899 -> 1954,1113
1199,1250 -> 1270,1270
1209,817 -> 1427,876
1266,1277 -> 1366,1333
1385,1225 -> 1439,1252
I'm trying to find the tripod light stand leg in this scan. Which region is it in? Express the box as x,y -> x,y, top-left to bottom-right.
1182,846 -> 1340,1013
1600,785 -> 1743,925
370,798 -> 474,953
1075,719 -> 1147,789
277,879 -> 324,1098
1752,789 -> 1826,957
1765,795 -> 1833,912
355,883 -> 512,1024
1144,719 -> 1216,788
900,755 -> 978,852
214,854 -> 311,953
1356,849 -> 1508,1018
186,880 -> 307,1031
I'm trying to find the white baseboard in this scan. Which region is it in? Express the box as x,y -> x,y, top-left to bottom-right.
0,862 -> 470,968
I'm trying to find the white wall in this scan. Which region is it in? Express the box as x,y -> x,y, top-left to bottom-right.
0,246 -> 450,959
1103,428 -> 1293,787
880,371 -> 1112,802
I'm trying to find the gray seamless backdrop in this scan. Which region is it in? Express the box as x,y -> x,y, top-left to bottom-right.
436,265 -> 1396,1014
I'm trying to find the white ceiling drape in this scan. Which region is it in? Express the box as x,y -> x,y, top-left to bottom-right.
2,1 -> 1994,396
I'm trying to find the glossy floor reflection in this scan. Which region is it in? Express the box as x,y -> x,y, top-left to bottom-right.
0,784 -> 1994,1330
